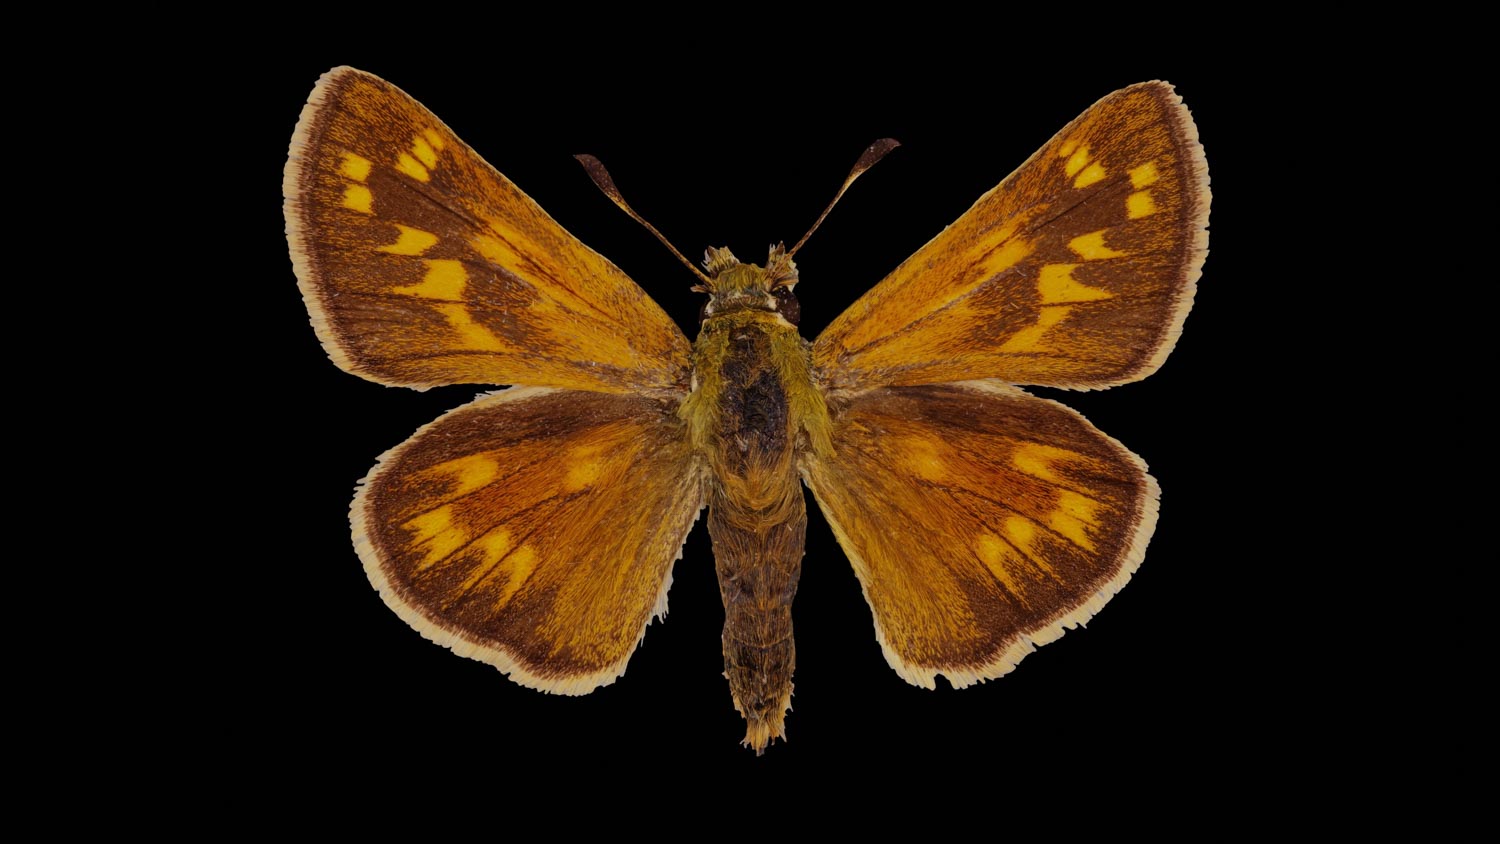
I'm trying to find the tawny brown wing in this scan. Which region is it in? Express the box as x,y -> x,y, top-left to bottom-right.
802,381 -> 1156,687
356,387 -> 704,692
814,81 -> 1209,392
286,66 -> 690,395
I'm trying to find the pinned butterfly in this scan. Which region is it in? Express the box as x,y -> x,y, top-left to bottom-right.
285,68 -> 1209,752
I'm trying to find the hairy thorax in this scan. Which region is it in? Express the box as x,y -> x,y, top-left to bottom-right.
681,308 -> 830,518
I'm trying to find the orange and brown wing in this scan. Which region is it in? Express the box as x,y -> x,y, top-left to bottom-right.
802,381 -> 1156,688
814,81 -> 1209,392
355,387 -> 704,692
285,66 -> 690,395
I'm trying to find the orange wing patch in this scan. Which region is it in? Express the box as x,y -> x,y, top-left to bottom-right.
814,81 -> 1209,392
355,388 -> 705,693
802,381 -> 1157,688
285,67 -> 690,395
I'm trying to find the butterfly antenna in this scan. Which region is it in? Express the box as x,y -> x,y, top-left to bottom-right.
787,138 -> 900,258
575,154 -> 714,286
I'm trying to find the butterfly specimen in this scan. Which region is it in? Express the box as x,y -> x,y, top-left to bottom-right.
285,68 -> 1209,753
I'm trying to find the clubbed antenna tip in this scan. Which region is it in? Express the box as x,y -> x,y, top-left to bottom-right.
575,154 -> 713,286
788,138 -> 901,258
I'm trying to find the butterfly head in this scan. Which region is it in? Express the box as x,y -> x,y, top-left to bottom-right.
696,244 -> 801,325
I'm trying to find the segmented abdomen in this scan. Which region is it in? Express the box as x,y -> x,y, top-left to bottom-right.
708,489 -> 804,753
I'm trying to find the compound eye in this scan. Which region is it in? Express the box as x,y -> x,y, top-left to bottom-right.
773,287 -> 800,325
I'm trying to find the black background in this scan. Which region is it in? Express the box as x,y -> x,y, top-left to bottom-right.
234,47 -> 1282,790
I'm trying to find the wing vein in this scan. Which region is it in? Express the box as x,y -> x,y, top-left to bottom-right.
840,175 -> 1141,360
382,173 -> 642,333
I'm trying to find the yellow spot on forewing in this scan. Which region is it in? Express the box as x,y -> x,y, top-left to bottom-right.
998,306 -> 1070,353
472,232 -> 528,276
975,534 -> 1025,599
1130,162 -> 1160,188
1048,490 -> 1102,552
342,185 -> 373,214
396,153 -> 430,181
974,236 -> 1033,281
1069,231 -> 1126,260
425,453 -> 500,497
1064,145 -> 1092,177
339,152 -> 372,182
472,230 -> 647,371
1039,264 -> 1113,304
394,259 -> 468,300
809,216 -> 1038,363
412,136 -> 439,168
378,224 -> 439,256
423,129 -> 446,151
1058,138 -> 1080,157
1074,162 -> 1107,189
437,304 -> 508,351
1128,190 -> 1157,219
404,505 -> 467,570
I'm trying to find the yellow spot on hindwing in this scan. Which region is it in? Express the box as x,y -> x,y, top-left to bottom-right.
563,444 -> 606,492
1130,162 -> 1160,188
489,545 -> 537,611
423,453 -> 500,497
412,136 -> 439,168
431,527 -> 534,613
339,152 -> 372,182
378,224 -> 439,256
396,153 -> 430,181
1074,162 -> 1107,189
1069,231 -> 1126,260
975,534 -> 1026,600
1011,443 -> 1079,482
897,437 -> 947,482
436,304 -> 508,351
1048,490 -> 1102,552
998,306 -> 1070,353
1003,516 -> 1059,578
393,259 -> 468,299
1064,145 -> 1092,177
403,505 -> 467,570
1128,190 -> 1157,219
474,530 -> 513,570
1003,517 -> 1034,550
1039,264 -> 1113,304
449,529 -> 515,603
342,185 -> 373,214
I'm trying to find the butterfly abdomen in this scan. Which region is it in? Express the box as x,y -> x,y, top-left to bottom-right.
708,493 -> 804,754
685,310 -> 824,752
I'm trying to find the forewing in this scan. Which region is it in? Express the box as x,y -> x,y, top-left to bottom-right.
355,388 -> 704,692
285,67 -> 691,394
814,81 -> 1209,391
802,382 -> 1156,688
